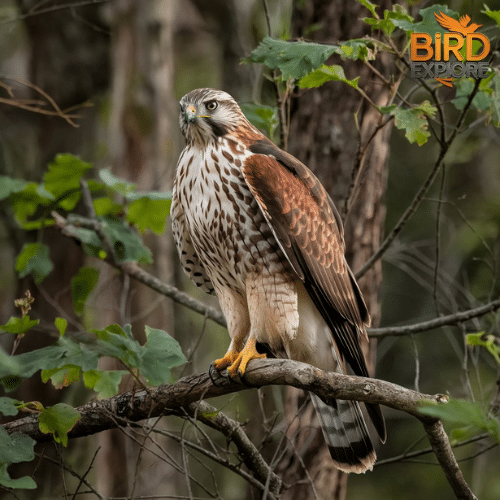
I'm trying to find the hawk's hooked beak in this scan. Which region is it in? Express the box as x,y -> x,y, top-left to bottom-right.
185,104 -> 197,124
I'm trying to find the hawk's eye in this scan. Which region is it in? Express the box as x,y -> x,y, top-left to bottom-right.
205,100 -> 218,111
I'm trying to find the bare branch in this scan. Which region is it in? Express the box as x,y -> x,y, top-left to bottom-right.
183,401 -> 282,496
424,420 -> 478,500
369,297 -> 500,338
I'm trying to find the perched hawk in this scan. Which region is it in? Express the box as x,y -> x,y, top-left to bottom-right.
171,88 -> 386,473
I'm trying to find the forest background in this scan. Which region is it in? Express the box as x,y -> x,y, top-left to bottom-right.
1,0 -> 500,499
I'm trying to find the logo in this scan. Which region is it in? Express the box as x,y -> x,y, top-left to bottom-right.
410,12 -> 491,87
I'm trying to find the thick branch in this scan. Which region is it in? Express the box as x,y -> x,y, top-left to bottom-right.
4,360 -> 439,442
3,359 -> 476,499
424,420 -> 478,500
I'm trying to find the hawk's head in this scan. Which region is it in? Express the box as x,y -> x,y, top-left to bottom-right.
179,88 -> 245,146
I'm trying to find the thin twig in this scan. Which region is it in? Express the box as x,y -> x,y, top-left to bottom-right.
376,433 -> 490,466
355,78 -> 483,280
433,163 -> 446,316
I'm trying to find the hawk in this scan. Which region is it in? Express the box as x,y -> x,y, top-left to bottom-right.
171,88 -> 386,473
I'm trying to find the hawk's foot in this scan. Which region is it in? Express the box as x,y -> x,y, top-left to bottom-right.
213,349 -> 239,372
227,337 -> 266,378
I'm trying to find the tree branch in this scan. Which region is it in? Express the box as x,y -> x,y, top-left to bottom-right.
369,297 -> 500,339
424,420 -> 478,500
51,212 -> 227,327
3,358 -> 477,499
183,401 -> 281,496
52,213 -> 499,342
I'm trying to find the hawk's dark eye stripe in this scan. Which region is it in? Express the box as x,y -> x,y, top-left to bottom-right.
206,118 -> 227,137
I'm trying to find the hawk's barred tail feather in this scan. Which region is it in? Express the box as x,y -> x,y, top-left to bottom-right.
310,393 -> 376,473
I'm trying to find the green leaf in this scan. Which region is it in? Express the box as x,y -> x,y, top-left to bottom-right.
0,315 -> 39,335
41,365 -> 81,389
10,182 -> 54,229
481,5 -> 500,29
0,176 -> 28,200
0,464 -> 37,490
92,324 -> 141,366
43,154 -> 92,211
339,39 -> 377,62
140,326 -> 187,385
54,317 -> 67,336
452,78 -> 491,112
83,369 -> 127,398
71,267 -> 99,315
91,324 -> 186,386
240,103 -> 279,139
93,196 -> 123,217
64,215 -> 153,264
99,169 -> 137,197
419,398 -> 500,443
0,349 -> 23,391
38,403 -> 81,447
379,101 -> 437,146
299,64 -> 359,89
15,242 -> 53,284
0,397 -> 19,416
467,332 -> 500,364
364,6 -> 414,36
357,0 -> 378,18
244,36 -> 342,80
101,217 -> 152,263
0,427 -> 36,490
127,195 -> 172,234
405,4 -> 459,36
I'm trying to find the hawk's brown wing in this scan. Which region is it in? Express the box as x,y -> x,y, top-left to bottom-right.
243,138 -> 385,441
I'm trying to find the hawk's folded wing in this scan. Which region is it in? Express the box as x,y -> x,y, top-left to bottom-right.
243,138 -> 385,441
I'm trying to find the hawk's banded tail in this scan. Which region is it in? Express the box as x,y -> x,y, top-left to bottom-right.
310,393 -> 376,473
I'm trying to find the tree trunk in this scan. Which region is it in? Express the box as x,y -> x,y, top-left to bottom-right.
94,0 -> 180,497
276,1 -> 393,498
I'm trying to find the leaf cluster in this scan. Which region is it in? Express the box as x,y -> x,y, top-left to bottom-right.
0,313 -> 186,489
242,2 -> 500,144
0,154 -> 185,490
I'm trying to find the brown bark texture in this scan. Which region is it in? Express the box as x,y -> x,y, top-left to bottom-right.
275,1 -> 394,498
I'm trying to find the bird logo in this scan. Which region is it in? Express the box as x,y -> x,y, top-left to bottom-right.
411,11 -> 490,88
434,12 -> 482,36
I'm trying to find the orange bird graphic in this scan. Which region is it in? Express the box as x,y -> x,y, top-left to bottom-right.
434,11 -> 482,36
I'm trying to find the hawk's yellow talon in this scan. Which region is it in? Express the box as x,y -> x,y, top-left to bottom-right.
227,338 -> 266,378
213,350 -> 239,372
